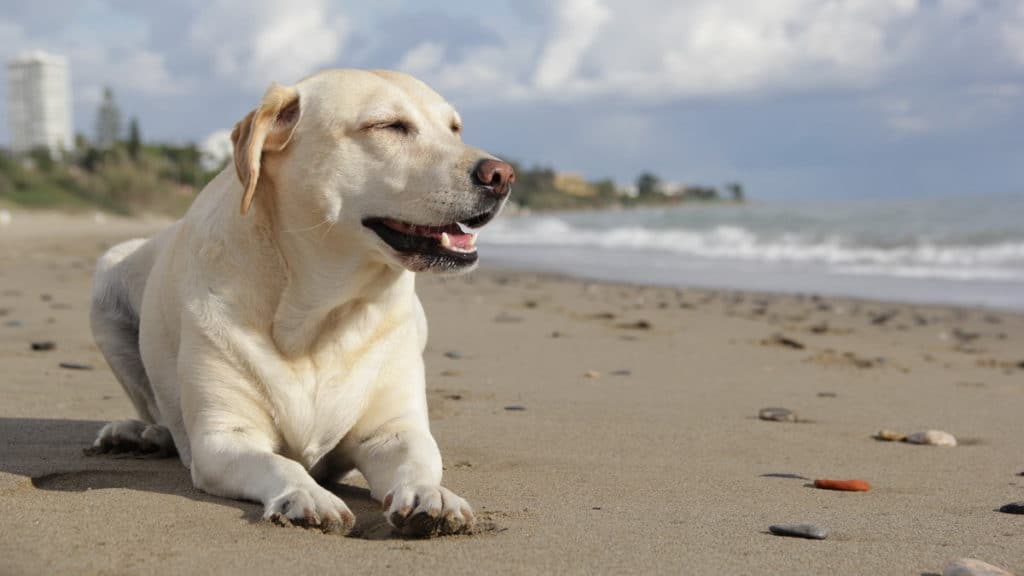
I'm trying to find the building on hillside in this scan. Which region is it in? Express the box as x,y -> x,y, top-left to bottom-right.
553,172 -> 597,197
6,51 -> 73,156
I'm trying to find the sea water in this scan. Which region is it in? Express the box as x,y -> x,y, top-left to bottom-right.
480,194 -> 1024,310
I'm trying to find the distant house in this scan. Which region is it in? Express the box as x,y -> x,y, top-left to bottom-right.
6,51 -> 73,156
553,172 -> 597,197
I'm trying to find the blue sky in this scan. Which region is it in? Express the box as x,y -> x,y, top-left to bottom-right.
2,0 -> 1023,199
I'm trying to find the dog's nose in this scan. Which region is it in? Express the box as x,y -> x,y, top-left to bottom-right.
473,159 -> 515,197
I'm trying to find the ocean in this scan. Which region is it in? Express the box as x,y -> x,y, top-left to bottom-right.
479,194 -> 1024,311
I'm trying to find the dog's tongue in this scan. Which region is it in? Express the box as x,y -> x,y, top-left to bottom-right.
443,230 -> 475,250
384,220 -> 477,250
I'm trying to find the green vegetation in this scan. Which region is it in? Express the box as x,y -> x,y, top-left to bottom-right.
0,141 -> 222,215
509,161 -> 746,212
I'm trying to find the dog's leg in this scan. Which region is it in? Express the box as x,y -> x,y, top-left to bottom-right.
350,422 -> 475,538
85,419 -> 177,457
189,430 -> 356,534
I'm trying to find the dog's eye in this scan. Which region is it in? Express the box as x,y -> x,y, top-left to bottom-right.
450,123 -> 461,135
377,120 -> 411,135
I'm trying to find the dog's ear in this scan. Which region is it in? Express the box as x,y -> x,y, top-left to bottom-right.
231,83 -> 302,215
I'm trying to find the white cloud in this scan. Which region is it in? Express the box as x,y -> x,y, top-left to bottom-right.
1004,2 -> 1024,66
411,0 -> 922,102
881,99 -> 930,135
397,42 -> 446,77
533,0 -> 610,91
188,0 -> 347,89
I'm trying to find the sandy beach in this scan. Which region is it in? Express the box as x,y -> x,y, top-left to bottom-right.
0,212 -> 1021,575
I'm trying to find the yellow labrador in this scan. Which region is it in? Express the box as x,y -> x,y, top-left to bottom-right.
88,69 -> 513,537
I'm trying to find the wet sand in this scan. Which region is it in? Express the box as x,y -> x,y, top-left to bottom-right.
1,212 -> 1022,575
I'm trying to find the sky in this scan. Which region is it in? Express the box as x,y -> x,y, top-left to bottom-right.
1,0 -> 1023,199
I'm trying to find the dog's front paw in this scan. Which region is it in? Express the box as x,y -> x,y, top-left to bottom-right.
383,485 -> 474,538
264,485 -> 355,535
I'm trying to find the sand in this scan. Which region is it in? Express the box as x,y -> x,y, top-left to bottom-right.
0,212 -> 1022,575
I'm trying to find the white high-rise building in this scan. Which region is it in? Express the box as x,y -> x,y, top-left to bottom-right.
6,51 -> 73,156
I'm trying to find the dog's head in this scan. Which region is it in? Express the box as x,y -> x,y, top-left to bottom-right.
230,69 -> 514,274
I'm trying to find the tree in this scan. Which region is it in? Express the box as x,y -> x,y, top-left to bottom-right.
127,117 -> 142,161
636,172 -> 661,199
95,87 -> 122,150
726,182 -> 745,203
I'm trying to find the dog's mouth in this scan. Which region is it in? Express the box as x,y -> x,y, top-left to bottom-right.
363,209 -> 499,271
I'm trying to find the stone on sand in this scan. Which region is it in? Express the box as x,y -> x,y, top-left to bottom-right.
905,430 -> 957,447
998,502 -> 1024,515
768,524 -> 830,540
943,558 -> 1015,576
759,407 -> 796,422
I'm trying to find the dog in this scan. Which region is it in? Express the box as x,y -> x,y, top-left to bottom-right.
87,69 -> 513,537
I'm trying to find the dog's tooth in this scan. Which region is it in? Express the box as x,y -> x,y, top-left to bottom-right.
440,232 -> 452,248
468,233 -> 477,247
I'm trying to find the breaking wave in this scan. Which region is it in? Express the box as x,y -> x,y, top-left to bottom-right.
482,216 -> 1024,282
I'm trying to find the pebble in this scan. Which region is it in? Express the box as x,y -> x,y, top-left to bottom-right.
768,524 -> 830,540
58,362 -> 93,371
611,369 -> 632,376
583,370 -> 601,379
998,502 -> 1024,515
814,478 -> 871,492
617,320 -> 652,330
764,333 -> 805,350
905,430 -> 957,447
759,407 -> 796,422
31,341 -> 56,351
817,391 -> 837,398
875,429 -> 906,441
943,558 -> 1015,576
503,405 -> 526,412
443,351 -> 463,360
440,369 -> 462,377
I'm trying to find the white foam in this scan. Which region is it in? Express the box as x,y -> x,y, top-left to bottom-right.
483,216 -> 1024,282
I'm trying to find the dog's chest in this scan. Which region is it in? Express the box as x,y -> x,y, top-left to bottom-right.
273,359 -> 370,468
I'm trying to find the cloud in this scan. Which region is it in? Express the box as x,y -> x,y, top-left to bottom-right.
533,0 -> 610,91
407,0 -> 922,103
187,0 -> 347,89
397,42 -> 446,77
880,99 -> 930,135
1004,2 -> 1024,66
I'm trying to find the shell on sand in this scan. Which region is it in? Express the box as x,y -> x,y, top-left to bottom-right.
906,430 -> 957,447
943,558 -> 1015,576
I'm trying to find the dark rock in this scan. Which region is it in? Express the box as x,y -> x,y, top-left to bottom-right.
809,322 -> 829,334
443,394 -> 463,401
870,310 -> 898,325
759,407 -> 796,422
614,317 -> 647,327
59,362 -> 93,371
763,333 -> 805,350
503,405 -> 526,412
4,320 -> 22,327
611,369 -> 632,376
817,392 -> 837,398
31,341 -> 56,351
443,351 -> 463,360
998,502 -> 1024,514
768,524 -> 829,540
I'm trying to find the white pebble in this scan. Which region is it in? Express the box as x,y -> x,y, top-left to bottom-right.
943,558 -> 1015,576
906,429 -> 957,447
0,209 -> 11,226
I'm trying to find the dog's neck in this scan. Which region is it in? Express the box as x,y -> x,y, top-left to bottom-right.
248,203 -> 414,358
